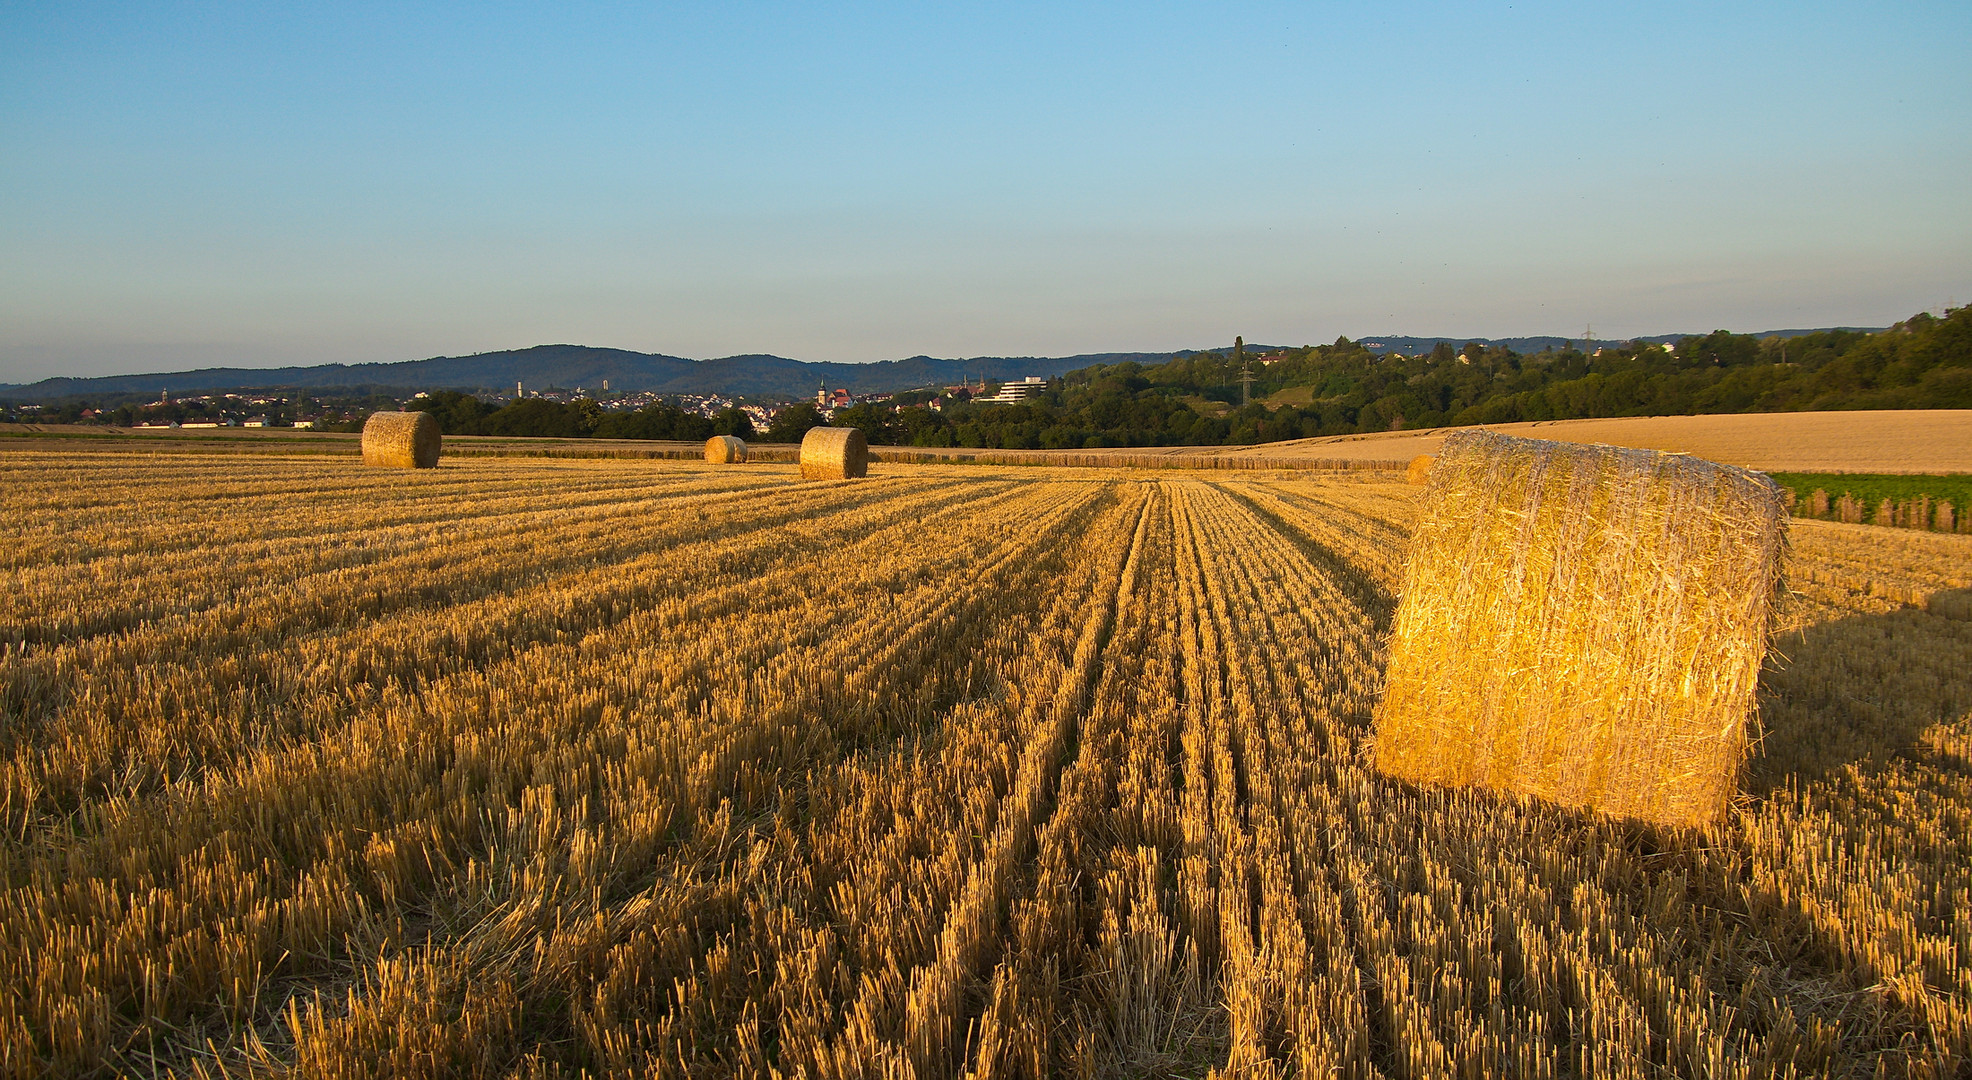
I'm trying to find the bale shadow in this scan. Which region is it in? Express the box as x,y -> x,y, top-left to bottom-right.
1357,587 -> 1971,1071
1746,587 -> 1972,797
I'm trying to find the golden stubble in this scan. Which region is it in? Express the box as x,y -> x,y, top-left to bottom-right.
0,442 -> 1964,1078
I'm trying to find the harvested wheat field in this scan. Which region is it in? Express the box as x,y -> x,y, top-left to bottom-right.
1199,409 -> 1972,474
1,443 -> 1969,1078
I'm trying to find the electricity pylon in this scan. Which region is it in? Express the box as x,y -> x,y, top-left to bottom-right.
1235,335 -> 1254,407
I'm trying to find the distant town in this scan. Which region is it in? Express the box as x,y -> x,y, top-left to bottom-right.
3,373 -> 1063,432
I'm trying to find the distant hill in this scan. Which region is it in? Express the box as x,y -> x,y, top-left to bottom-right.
0,329 -> 1891,401
1353,329 -> 1885,356
1,346 -> 1180,400
2,345 -> 695,399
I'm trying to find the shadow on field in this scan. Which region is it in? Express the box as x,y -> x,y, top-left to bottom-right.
1746,588 -> 1972,796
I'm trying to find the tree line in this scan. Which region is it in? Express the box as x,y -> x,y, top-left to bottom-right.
396,307 -> 1968,449
404,393 -> 757,441
818,307 -> 1969,450
28,307 -> 1954,447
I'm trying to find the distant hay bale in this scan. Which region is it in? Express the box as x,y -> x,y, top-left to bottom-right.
799,427 -> 868,480
1406,454 -> 1434,486
1372,431 -> 1789,828
361,410 -> 441,469
704,435 -> 748,464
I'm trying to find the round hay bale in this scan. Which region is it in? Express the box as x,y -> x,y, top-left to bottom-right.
1406,454 -> 1434,486
362,410 -> 441,469
1373,431 -> 1790,828
704,435 -> 748,464
799,426 -> 868,480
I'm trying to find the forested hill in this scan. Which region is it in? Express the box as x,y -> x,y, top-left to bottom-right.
820,308 -> 1969,451
1350,328 -> 1882,356
408,310 -> 1966,451
0,345 -> 1163,399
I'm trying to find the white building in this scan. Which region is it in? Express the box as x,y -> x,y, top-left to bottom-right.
977,376 -> 1049,404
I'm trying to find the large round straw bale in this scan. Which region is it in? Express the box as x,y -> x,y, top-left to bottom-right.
799,426 -> 868,480
361,410 -> 441,469
1406,454 -> 1434,485
704,435 -> 748,463
1372,431 -> 1788,828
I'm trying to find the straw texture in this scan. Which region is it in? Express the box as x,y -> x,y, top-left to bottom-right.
1373,431 -> 1789,828
361,411 -> 441,469
1406,454 -> 1434,486
704,435 -> 748,464
799,427 -> 868,480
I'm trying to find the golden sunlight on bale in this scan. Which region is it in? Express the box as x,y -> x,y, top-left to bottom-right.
361,410 -> 441,469
799,426 -> 868,480
1373,431 -> 1789,828
704,435 -> 748,464
1406,453 -> 1434,485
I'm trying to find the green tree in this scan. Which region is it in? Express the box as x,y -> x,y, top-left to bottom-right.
711,407 -> 755,439
407,391 -> 495,435
593,403 -> 712,441
833,403 -> 899,445
764,403 -> 827,443
481,398 -> 595,437
894,406 -> 953,446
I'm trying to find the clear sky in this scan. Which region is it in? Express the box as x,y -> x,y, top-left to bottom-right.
2,2 -> 1967,381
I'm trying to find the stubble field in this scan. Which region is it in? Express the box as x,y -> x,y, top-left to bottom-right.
2,446 -> 1969,1078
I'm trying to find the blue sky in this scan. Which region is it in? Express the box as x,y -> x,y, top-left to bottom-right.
2,1 -> 1967,380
